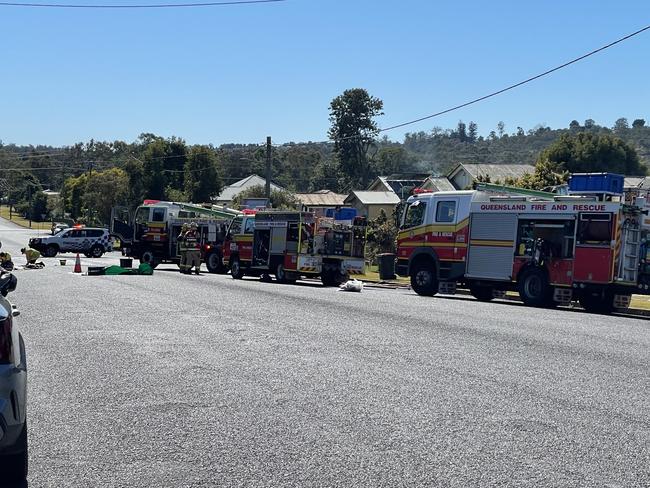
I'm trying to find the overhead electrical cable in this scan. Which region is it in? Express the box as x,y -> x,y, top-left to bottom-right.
0,0 -> 284,8
373,23 -> 650,135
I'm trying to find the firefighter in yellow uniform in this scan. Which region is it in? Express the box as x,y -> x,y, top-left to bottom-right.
184,222 -> 201,275
0,252 -> 14,271
178,223 -> 189,273
21,247 -> 41,265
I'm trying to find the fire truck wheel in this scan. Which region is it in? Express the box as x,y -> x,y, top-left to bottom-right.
321,268 -> 346,287
275,264 -> 293,284
206,252 -> 226,274
230,257 -> 244,279
518,267 -> 551,307
470,285 -> 493,302
410,262 -> 437,296
579,292 -> 614,315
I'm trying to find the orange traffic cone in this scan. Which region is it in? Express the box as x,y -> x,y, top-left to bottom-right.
73,253 -> 82,274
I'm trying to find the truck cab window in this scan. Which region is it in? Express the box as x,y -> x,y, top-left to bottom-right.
436,201 -> 456,223
151,208 -> 166,222
229,218 -> 242,236
401,201 -> 427,229
243,218 -> 255,234
135,207 -> 149,225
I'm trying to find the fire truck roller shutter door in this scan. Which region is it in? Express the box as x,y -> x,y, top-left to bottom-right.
466,213 -> 518,280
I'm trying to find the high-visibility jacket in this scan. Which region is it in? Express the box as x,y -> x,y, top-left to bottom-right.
184,231 -> 200,250
24,248 -> 40,262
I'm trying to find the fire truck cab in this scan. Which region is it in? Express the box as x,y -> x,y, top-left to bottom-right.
397,183 -> 644,314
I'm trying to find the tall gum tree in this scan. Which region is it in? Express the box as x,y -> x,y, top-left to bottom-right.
328,88 -> 384,189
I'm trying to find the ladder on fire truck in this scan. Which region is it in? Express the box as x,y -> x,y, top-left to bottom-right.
171,201 -> 241,220
617,218 -> 641,283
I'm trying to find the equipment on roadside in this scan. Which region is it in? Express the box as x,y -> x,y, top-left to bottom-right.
396,173 -> 649,314
339,279 -> 364,292
73,253 -> 82,274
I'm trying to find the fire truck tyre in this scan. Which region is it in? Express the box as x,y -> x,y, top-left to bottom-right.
518,268 -> 552,307
275,264 -> 289,284
43,244 -> 58,258
90,245 -> 104,258
230,257 -> 245,279
410,263 -> 438,296
579,293 -> 614,315
321,268 -> 345,287
470,285 -> 493,302
140,250 -> 158,269
206,252 -> 226,274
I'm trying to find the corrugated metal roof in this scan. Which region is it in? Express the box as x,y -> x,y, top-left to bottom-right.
295,191 -> 347,206
344,191 -> 402,205
449,163 -> 535,180
624,177 -> 645,189
424,177 -> 456,192
215,174 -> 284,202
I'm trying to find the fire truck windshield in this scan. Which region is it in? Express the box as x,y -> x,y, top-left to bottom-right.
401,200 -> 427,229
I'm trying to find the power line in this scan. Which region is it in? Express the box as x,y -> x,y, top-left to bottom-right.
375,23 -> 650,134
0,0 -> 284,8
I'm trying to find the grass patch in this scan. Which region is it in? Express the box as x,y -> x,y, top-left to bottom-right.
0,205 -> 51,231
358,264 -> 410,284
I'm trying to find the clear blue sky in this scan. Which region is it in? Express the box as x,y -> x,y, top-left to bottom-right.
0,0 -> 648,147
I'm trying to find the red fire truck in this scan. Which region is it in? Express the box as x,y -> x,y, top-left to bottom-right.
396,186 -> 645,314
111,200 -> 240,270
222,210 -> 367,285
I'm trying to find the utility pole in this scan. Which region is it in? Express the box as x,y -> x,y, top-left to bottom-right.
86,160 -> 93,224
265,136 -> 272,202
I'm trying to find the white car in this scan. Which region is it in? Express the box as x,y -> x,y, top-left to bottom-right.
0,272 -> 27,483
29,227 -> 113,258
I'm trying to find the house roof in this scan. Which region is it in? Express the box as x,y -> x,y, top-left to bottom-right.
368,173 -> 431,195
344,191 -> 402,205
215,174 -> 284,202
295,190 -> 346,207
447,163 -> 535,181
422,176 -> 456,192
624,176 -> 646,189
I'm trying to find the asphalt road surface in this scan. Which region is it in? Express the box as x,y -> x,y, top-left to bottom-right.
2,218 -> 649,487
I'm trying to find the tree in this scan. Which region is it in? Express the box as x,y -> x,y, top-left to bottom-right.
468,122 -> 478,143
231,185 -> 297,210
614,117 -> 629,133
455,121 -> 467,142
569,120 -> 581,131
515,160 -> 568,190
123,158 -> 145,208
82,168 -> 129,225
328,88 -> 384,188
29,192 -> 49,221
539,132 -> 645,176
141,137 -> 188,200
584,119 -> 596,129
373,146 -> 410,176
60,173 -> 88,219
184,146 -> 222,203
309,159 -> 341,192
497,121 -> 505,137
633,119 -> 646,128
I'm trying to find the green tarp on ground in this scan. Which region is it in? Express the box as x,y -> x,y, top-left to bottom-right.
102,263 -> 153,276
